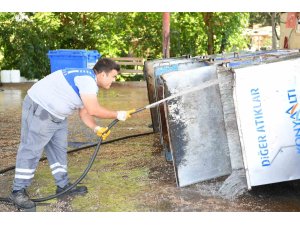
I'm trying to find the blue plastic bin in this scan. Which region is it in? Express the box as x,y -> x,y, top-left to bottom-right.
48,49 -> 101,73
87,50 -> 101,69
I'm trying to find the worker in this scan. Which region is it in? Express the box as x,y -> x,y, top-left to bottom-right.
9,58 -> 135,210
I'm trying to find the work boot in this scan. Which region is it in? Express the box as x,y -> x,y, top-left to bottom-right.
9,189 -> 36,210
56,183 -> 88,196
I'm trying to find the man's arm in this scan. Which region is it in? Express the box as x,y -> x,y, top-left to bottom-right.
80,94 -> 118,119
79,107 -> 111,140
78,107 -> 97,130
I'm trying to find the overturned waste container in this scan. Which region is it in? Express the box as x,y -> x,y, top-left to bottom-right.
144,56 -> 210,133
146,49 -> 300,194
144,51 -> 279,162
161,65 -> 231,187
144,57 -> 211,161
144,56 -> 190,133
231,52 -> 300,189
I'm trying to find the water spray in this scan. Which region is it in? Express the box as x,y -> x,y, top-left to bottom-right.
133,78 -> 219,114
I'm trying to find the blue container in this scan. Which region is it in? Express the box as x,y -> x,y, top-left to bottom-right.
48,49 -> 101,73
87,50 -> 101,69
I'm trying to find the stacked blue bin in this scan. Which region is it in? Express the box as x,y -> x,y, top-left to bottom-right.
48,49 -> 101,73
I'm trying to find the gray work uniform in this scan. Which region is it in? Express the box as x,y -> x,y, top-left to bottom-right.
13,68 -> 98,190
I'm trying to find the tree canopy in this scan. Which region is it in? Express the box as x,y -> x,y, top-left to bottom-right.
0,12 -> 251,79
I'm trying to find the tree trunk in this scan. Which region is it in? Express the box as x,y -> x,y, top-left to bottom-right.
271,12 -> 277,50
162,12 -> 170,58
203,12 -> 214,55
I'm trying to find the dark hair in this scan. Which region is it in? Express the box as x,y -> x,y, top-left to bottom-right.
93,58 -> 120,74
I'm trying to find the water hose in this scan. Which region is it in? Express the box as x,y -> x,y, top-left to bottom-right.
0,108 -> 150,204
0,132 -> 152,175
32,108 -> 148,202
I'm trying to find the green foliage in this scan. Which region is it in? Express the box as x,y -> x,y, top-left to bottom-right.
116,74 -> 144,82
124,13 -> 162,59
171,13 -> 207,56
249,12 -> 271,27
213,12 -> 250,53
0,13 -> 53,79
0,12 -> 251,80
171,12 -> 250,55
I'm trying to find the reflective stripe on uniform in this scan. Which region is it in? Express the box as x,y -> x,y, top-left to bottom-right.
50,162 -> 67,169
15,174 -> 35,179
52,168 -> 67,175
15,168 -> 35,173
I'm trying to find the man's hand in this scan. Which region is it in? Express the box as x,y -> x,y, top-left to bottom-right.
116,109 -> 136,121
94,126 -> 111,140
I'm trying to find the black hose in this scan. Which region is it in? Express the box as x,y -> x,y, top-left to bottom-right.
0,119 -> 153,204
0,131 -> 153,175
0,136 -> 105,203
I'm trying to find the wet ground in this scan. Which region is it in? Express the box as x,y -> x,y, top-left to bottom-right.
1,82 -> 300,213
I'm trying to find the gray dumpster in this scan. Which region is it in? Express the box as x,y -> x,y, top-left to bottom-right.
144,57 -> 211,161
144,56 -> 209,133
161,65 -> 231,187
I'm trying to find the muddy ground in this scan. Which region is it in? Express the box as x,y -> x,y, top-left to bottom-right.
1,82 -> 300,213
